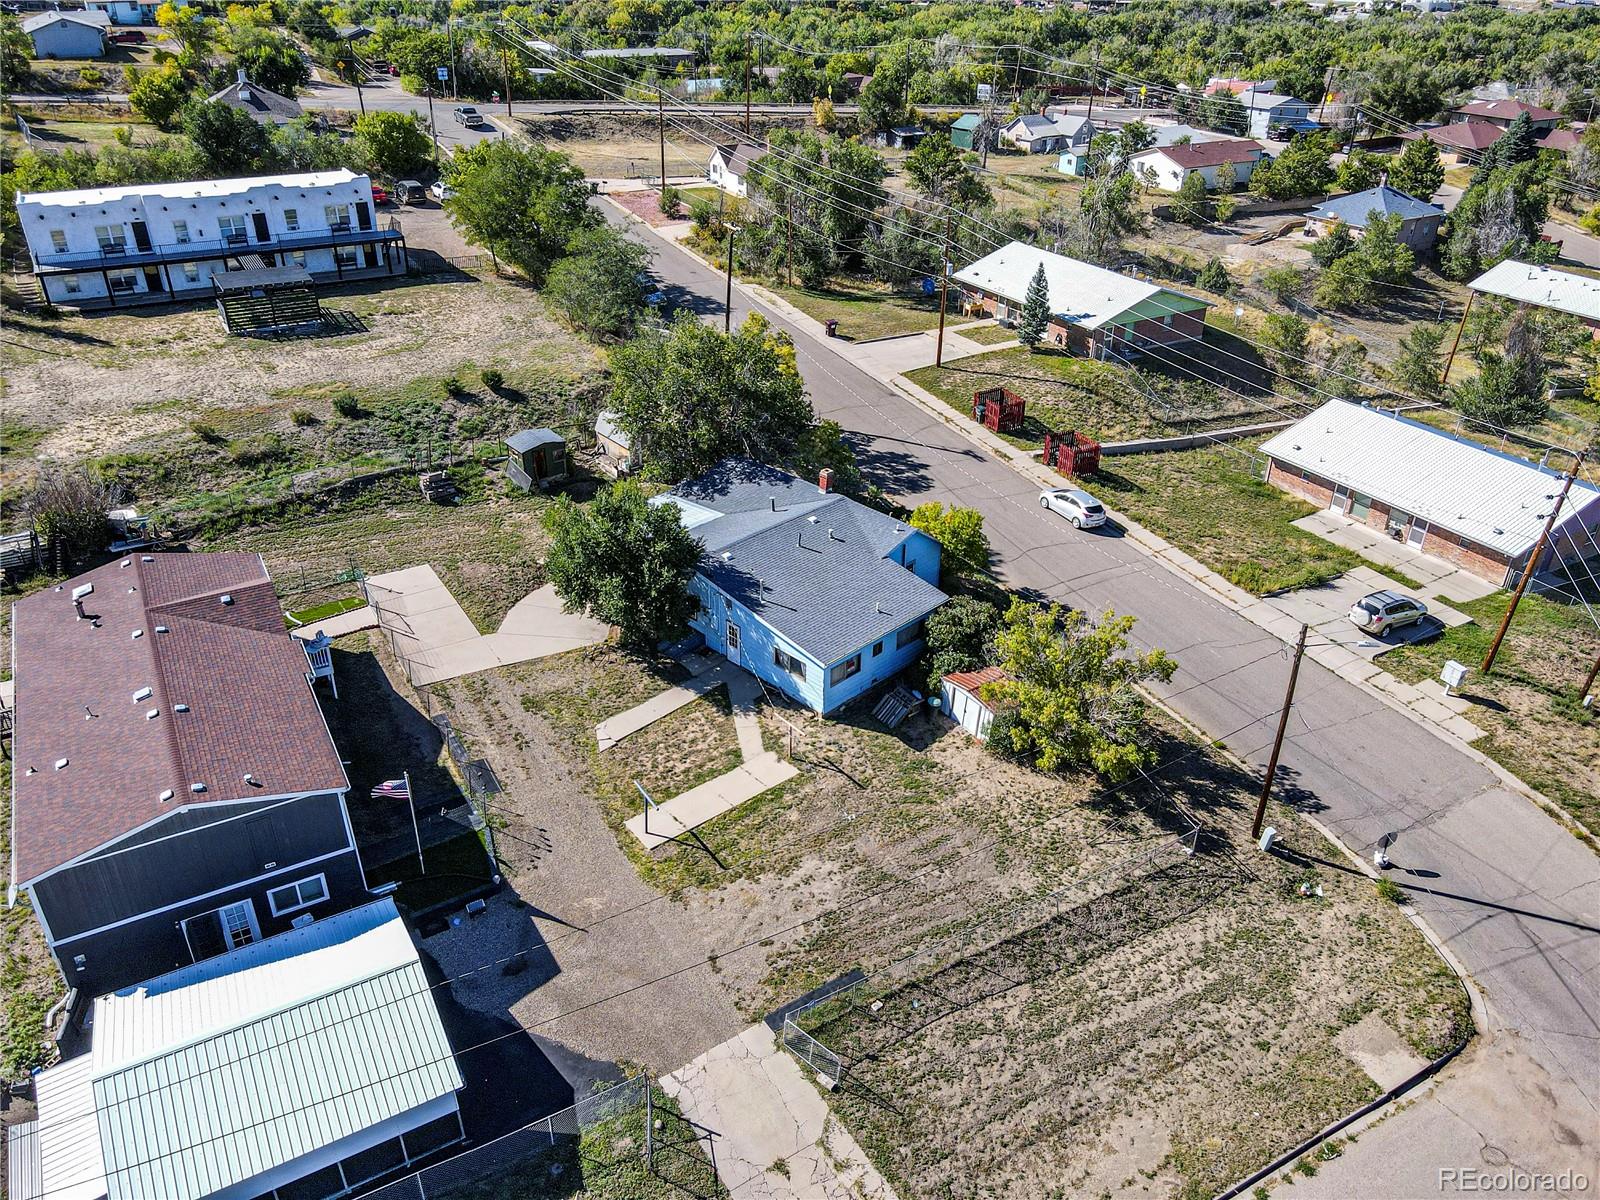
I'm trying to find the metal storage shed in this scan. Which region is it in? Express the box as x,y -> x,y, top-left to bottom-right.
505,428 -> 568,491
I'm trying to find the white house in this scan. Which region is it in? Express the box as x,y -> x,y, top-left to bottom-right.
15,168 -> 406,307
1235,89 -> 1316,139
5,900 -> 464,1200
707,142 -> 761,197
83,0 -> 185,24
21,10 -> 110,58
941,666 -> 1008,740
1001,113 -> 1094,155
1127,139 -> 1263,191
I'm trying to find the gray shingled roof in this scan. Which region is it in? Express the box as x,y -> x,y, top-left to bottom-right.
205,76 -> 303,124
660,460 -> 948,665
1309,184 -> 1444,227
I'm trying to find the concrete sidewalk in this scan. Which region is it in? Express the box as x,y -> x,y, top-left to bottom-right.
624,752 -> 799,850
664,1023 -> 898,1200
1292,511 -> 1502,605
289,604 -> 378,641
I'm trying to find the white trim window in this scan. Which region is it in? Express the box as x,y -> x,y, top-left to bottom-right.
325,203 -> 350,230
333,244 -> 358,267
49,229 -> 67,253
283,207 -> 300,232
180,261 -> 200,283
107,270 -> 138,293
94,224 -> 127,252
218,214 -> 248,244
172,219 -> 190,244
773,647 -> 807,679
829,653 -> 862,686
62,275 -> 82,295
266,873 -> 328,916
182,898 -> 259,962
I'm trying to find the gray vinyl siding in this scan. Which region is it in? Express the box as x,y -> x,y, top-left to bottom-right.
80,795 -> 302,859
32,791 -> 355,940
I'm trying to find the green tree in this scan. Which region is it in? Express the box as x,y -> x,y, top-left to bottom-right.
750,130 -> 888,267
1250,132 -> 1337,200
353,110 -> 434,179
982,600 -> 1176,780
541,479 -> 702,648
1388,323 -> 1446,401
1388,137 -> 1445,201
272,116 -> 357,172
1,15 -> 33,87
128,61 -> 192,128
1259,266 -> 1307,306
904,133 -> 991,208
858,41 -> 925,132
228,25 -> 312,96
25,468 -> 117,564
182,100 -> 276,173
1497,112 -> 1537,166
1502,307 -> 1547,408
156,1 -> 214,65
1261,312 -> 1311,380
1441,161 -> 1548,280
1062,172 -> 1141,264
1354,211 -> 1415,284
1310,220 -> 1356,266
1451,352 -> 1548,429
1315,252 -> 1377,311
543,224 -> 653,342
1171,171 -> 1213,226
609,310 -> 816,481
1018,263 -> 1051,351
920,595 -> 1001,693
444,140 -> 594,282
1335,148 -> 1386,194
909,502 -> 989,581
1195,257 -> 1232,295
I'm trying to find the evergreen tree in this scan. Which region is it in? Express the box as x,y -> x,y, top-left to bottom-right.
1019,263 -> 1051,351
1389,137 -> 1445,200
1195,258 -> 1232,294
1497,113 -> 1537,166
1172,171 -> 1213,226
1389,323 -> 1446,401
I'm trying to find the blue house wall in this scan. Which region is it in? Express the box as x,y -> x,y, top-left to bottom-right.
686,528 -> 943,715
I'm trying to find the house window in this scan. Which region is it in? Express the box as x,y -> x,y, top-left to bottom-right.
896,619 -> 926,650
333,245 -> 358,267
829,654 -> 861,686
180,261 -> 199,282
62,275 -> 82,295
218,214 -> 248,244
49,229 -> 67,253
288,250 -> 307,268
266,873 -> 328,917
107,270 -> 138,293
283,208 -> 300,231
904,558 -> 917,575
1349,492 -> 1372,519
872,641 -> 883,657
325,203 -> 350,230
172,219 -> 190,244
182,898 -> 258,962
94,224 -> 127,252
773,648 -> 807,679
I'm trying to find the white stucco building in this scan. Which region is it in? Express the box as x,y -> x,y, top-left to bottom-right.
15,169 -> 406,307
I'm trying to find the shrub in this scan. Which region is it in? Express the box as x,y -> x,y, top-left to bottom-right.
190,421 -> 224,444
1195,258 -> 1232,295
226,435 -> 287,467
289,408 -> 316,426
658,184 -> 682,216
331,392 -> 366,418
1376,878 -> 1406,904
441,374 -> 466,398
480,367 -> 504,391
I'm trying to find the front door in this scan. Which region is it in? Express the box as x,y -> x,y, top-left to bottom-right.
141,266 -> 163,293
251,211 -> 271,242
1407,518 -> 1429,549
130,220 -> 152,252
726,620 -> 741,666
1330,484 -> 1350,514
355,201 -> 373,231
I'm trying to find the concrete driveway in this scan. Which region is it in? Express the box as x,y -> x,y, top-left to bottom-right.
1264,566 -> 1471,662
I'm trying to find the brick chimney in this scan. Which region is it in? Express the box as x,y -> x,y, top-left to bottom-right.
818,468 -> 834,494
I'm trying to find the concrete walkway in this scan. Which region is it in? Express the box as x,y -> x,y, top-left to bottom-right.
364,566 -> 609,686
288,604 -> 378,641
596,665 -> 730,751
1291,511 -> 1502,605
664,1023 -> 898,1200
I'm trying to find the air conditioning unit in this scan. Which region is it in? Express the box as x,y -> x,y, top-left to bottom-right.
291,913 -> 315,929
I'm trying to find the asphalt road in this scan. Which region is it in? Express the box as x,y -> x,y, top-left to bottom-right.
605,204 -> 1599,1196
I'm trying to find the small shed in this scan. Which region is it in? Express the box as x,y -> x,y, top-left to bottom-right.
941,666 -> 1009,741
506,428 -> 568,491
880,126 -> 928,150
595,410 -> 640,476
1043,430 -> 1101,477
213,266 -> 320,336
973,387 -> 1026,433
950,114 -> 985,151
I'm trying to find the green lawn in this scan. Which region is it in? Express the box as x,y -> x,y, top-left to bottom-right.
769,280 -> 945,341
1091,443 -> 1362,593
952,322 -> 1020,346
285,595 -> 366,626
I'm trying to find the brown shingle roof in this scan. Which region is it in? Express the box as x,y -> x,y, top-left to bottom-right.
1454,99 -> 1561,124
1144,138 -> 1263,169
9,553 -> 348,885
1406,121 -> 1503,152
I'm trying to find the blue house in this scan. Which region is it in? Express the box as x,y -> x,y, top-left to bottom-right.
654,460 -> 949,714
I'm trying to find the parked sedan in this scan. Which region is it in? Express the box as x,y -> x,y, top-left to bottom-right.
430,180 -> 454,202
1038,487 -> 1107,529
1349,590 -> 1428,636
370,183 -> 390,205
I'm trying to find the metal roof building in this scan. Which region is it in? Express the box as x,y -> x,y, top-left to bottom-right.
7,899 -> 463,1200
1260,400 -> 1600,586
1467,260 -> 1600,327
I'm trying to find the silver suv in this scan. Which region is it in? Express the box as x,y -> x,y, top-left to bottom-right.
1349,590 -> 1428,635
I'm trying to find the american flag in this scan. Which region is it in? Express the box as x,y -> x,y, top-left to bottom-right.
372,778 -> 411,800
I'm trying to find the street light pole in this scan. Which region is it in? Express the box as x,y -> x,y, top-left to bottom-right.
724,225 -> 737,333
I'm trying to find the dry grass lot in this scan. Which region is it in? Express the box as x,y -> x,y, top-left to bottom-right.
431,641 -> 1468,1199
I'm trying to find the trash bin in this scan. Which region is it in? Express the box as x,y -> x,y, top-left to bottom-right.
825,319 -> 839,338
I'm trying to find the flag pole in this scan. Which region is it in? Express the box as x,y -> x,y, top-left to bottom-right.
406,769 -> 424,875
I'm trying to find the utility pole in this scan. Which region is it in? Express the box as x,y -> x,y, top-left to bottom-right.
346,38 -> 366,116
1580,650 -> 1600,705
1482,447 -> 1588,674
1252,624 -> 1308,842
785,198 -> 794,287
1084,49 -> 1099,126
724,224 -> 737,333
503,47 -> 513,117
425,84 -> 440,156
1318,65 -> 1335,126
744,30 -> 753,136
658,88 -> 667,191
446,17 -> 457,100
1440,290 -> 1474,386
935,209 -> 952,367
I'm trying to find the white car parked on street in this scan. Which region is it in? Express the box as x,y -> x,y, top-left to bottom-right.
1038,487 -> 1107,529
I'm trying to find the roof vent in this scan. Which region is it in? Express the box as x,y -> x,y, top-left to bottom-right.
220,594 -> 234,606
155,625 -> 168,633
146,708 -> 159,720
132,630 -> 143,639
175,703 -> 190,713
132,686 -> 153,702
141,555 -> 153,562
243,773 -> 258,786
120,559 -> 131,569
807,515 -> 819,523
159,789 -> 174,802
190,783 -> 207,793
55,758 -> 69,771
721,551 -> 733,561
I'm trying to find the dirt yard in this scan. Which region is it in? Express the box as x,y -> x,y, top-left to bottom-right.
415,639 -> 1468,1199
517,111 -> 809,181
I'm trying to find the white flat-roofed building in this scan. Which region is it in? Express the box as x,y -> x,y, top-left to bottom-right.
5,899 -> 464,1200
1261,399 -> 1600,586
15,169 -> 407,308
1467,259 -> 1600,336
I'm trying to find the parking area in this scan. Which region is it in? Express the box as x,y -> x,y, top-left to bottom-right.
1264,565 -> 1472,661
